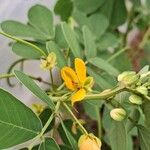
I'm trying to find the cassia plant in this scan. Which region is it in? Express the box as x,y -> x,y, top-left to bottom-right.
0,1 -> 150,150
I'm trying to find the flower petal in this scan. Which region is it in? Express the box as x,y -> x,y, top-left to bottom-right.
75,58 -> 86,83
61,67 -> 78,90
71,89 -> 86,105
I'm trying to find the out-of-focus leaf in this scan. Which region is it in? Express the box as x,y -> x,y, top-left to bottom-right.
46,41 -> 67,68
0,88 -> 42,149
97,32 -> 119,50
142,100 -> 150,127
59,145 -> 72,150
55,24 -> 68,49
39,138 -> 60,150
88,13 -> 109,38
88,57 -> 120,76
54,0 -> 73,21
12,42 -> 45,59
82,26 -> 97,59
87,67 -> 112,89
83,100 -> 103,120
61,22 -> 81,57
28,4 -> 54,39
14,70 -> 55,110
1,21 -> 48,41
109,121 -> 128,150
126,108 -> 140,132
138,125 -> 150,150
73,10 -> 109,38
74,0 -> 105,14
98,0 -> 127,28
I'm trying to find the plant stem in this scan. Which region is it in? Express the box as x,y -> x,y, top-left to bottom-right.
28,101 -> 60,150
63,102 -> 88,135
140,25 -> 150,48
107,47 -> 129,62
50,69 -> 54,90
57,82 -> 65,91
96,108 -> 102,138
0,73 -> 50,85
0,31 -> 46,56
85,86 -> 125,100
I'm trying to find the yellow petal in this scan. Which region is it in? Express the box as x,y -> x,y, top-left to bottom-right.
61,67 -> 78,90
75,58 -> 86,83
71,89 -> 86,105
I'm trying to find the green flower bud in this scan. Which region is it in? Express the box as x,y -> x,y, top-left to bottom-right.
118,71 -> 139,86
129,94 -> 143,105
136,86 -> 148,96
118,71 -> 136,82
84,76 -> 94,91
110,108 -> 126,121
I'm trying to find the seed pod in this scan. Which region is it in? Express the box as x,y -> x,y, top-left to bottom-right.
110,108 -> 126,121
129,94 -> 142,105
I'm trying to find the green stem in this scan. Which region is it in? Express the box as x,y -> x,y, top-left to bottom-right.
0,31 -> 46,56
107,47 -> 129,62
57,82 -> 65,91
84,86 -> 125,100
140,25 -> 150,48
28,101 -> 60,150
96,108 -> 102,138
63,102 -> 88,135
50,69 -> 54,90
0,73 -> 50,85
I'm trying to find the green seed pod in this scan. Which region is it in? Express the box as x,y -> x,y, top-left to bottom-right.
129,94 -> 143,105
136,86 -> 148,96
110,108 -> 126,121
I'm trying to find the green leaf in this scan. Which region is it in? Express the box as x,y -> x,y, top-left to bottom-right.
109,121 -> 128,150
82,26 -> 97,59
58,120 -> 78,150
73,10 -> 109,38
1,21 -> 48,41
39,138 -> 60,150
74,0 -> 105,14
61,22 -> 81,57
0,88 -> 42,149
126,108 -> 140,132
14,70 -> 55,110
97,32 -> 119,50
83,100 -> 103,120
99,0 -> 127,28
87,67 -> 112,89
138,125 -> 150,150
54,0 -> 73,21
55,24 -> 68,49
28,5 -> 54,39
87,13 -> 109,38
142,100 -> 150,127
12,42 -> 43,59
46,41 -> 67,68
39,107 -> 54,133
88,57 -> 120,76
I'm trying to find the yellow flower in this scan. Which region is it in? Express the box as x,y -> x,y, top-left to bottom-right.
78,133 -> 102,150
40,52 -> 57,70
61,58 -> 93,105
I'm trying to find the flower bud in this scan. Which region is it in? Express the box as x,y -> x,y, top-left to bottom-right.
84,76 -> 94,91
129,94 -> 142,105
136,86 -> 148,96
40,52 -> 57,70
78,134 -> 102,150
110,108 -> 126,121
118,71 -> 139,86
32,103 -> 45,114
